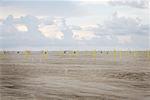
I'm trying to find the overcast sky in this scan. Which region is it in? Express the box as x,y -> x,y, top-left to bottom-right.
0,0 -> 149,50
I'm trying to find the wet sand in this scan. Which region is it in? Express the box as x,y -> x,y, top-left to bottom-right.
0,51 -> 150,100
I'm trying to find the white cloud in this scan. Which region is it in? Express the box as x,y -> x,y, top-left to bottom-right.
101,12 -> 149,35
70,25 -> 99,40
108,0 -> 149,9
15,24 -> 28,32
0,18 -> 3,25
0,12 -> 149,50
117,35 -> 132,44
0,1 -> 88,18
73,30 -> 96,40
69,11 -> 149,42
38,24 -> 64,39
79,0 -> 110,5
105,35 -> 112,40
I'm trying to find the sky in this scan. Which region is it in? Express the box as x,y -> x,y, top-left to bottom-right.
0,0 -> 149,50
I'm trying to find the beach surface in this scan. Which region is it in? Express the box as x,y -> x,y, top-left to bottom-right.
0,51 -> 150,100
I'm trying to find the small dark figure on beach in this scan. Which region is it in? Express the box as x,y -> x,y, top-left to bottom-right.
17,51 -> 20,54
3,51 -> 7,54
64,51 -> 67,54
100,51 -> 102,54
44,51 -> 47,54
73,51 -> 76,54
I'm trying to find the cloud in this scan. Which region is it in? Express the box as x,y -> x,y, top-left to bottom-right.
38,24 -> 64,39
96,12 -> 149,36
15,24 -> 28,32
70,25 -> 99,40
108,0 -> 149,9
73,30 -> 96,40
39,17 -> 74,40
0,12 -> 149,50
0,15 -> 48,48
117,35 -> 132,44
19,15 -> 40,32
0,15 -> 18,36
0,14 -> 75,50
0,1 -> 88,18
69,12 -> 149,49
79,0 -> 110,5
75,12 -> 149,48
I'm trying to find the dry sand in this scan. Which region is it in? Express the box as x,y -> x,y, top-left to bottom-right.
0,51 -> 150,100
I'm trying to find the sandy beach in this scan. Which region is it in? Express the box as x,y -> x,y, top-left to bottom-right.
0,51 -> 150,100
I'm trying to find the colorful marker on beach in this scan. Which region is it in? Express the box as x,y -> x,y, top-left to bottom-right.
133,51 -> 136,57
60,51 -> 64,56
119,49 -> 122,60
114,49 -> 117,63
92,49 -> 97,58
24,50 -> 31,59
147,50 -> 150,58
0,53 -> 5,59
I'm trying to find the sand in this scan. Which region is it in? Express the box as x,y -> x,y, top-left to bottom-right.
0,51 -> 150,100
